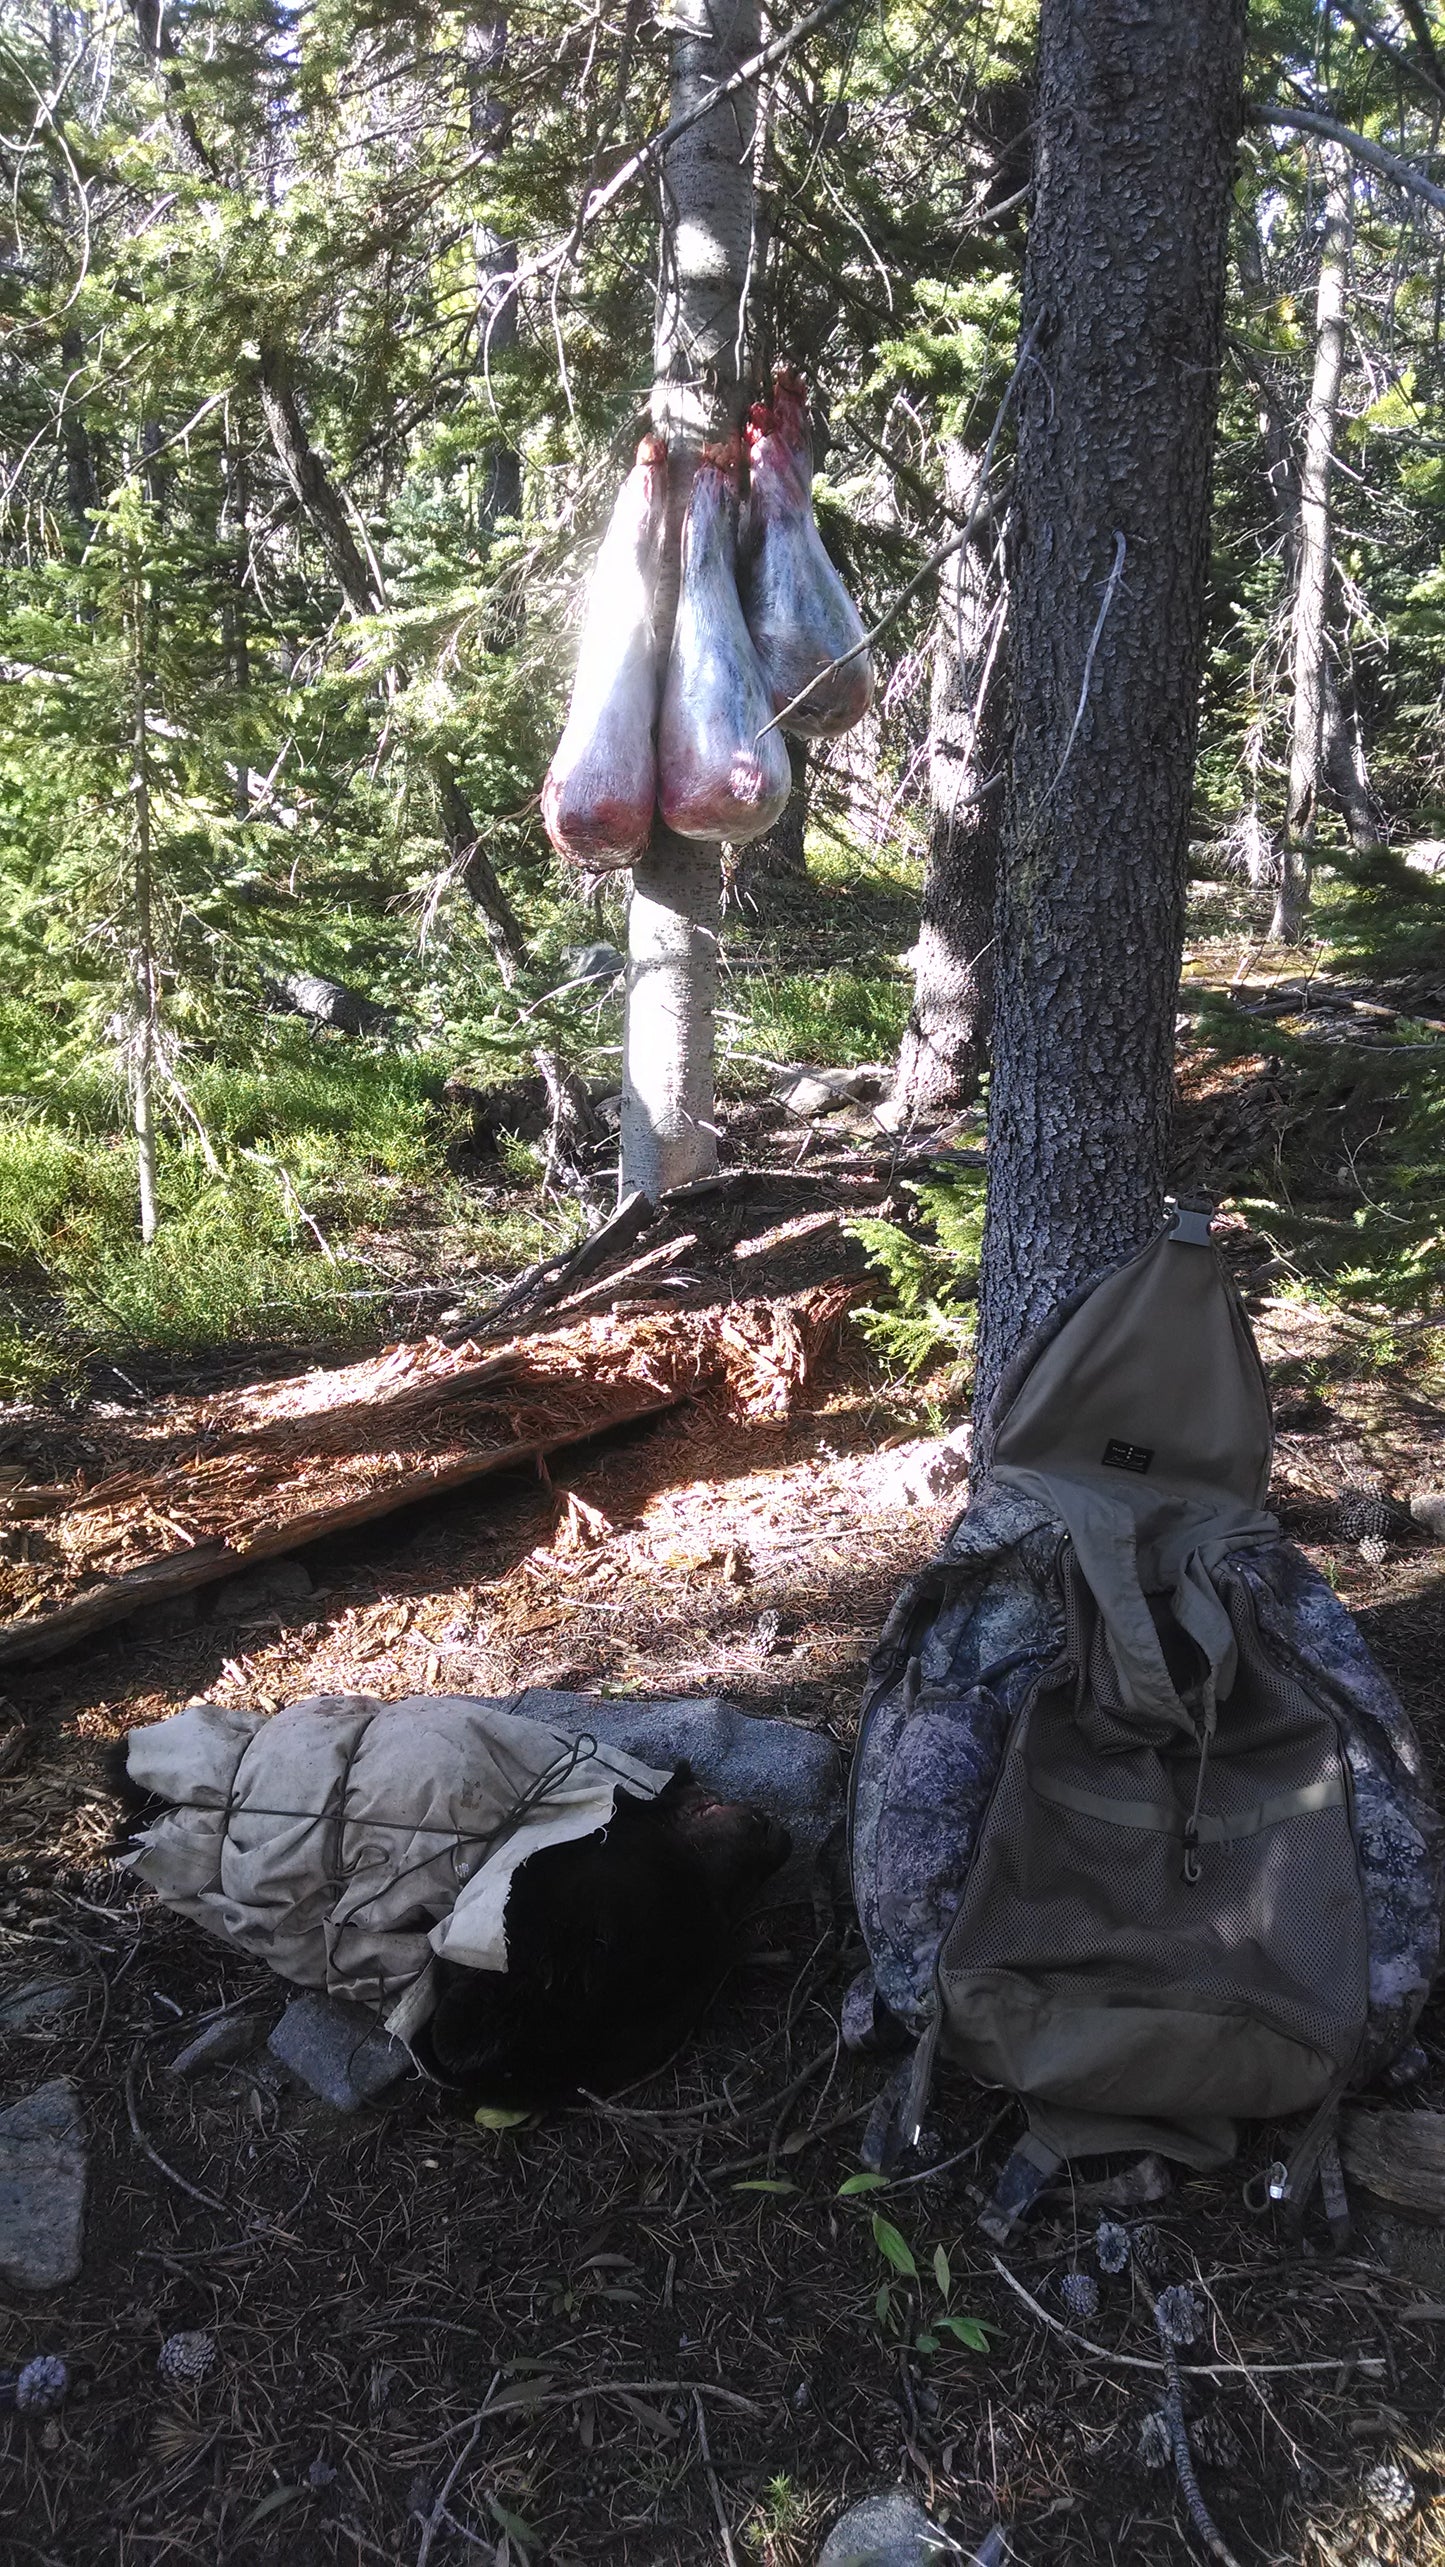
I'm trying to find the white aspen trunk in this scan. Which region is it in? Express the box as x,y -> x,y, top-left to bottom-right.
1274,154 -> 1351,942
619,0 -> 760,1205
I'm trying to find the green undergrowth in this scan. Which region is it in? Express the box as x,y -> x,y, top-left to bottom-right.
722,965 -> 911,1072
0,813 -> 918,1395
1182,867 -> 1445,1321
849,1171 -> 985,1380
0,1013 -> 565,1395
719,818 -> 918,1073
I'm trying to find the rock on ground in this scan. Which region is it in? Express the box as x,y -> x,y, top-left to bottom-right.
501,1690 -> 846,1902
0,1980 -> 84,2033
0,2079 -> 87,2291
818,2487 -> 957,2565
268,1993 -> 412,2111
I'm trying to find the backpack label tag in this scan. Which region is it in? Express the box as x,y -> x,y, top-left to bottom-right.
1102,1439 -> 1153,1474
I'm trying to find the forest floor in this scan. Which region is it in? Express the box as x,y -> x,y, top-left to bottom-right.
3,859 -> 1445,2566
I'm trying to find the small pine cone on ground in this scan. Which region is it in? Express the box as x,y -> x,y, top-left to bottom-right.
157,2331 -> 217,2386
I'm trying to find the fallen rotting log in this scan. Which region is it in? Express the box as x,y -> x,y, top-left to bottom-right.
0,1289 -> 858,1667
0,1395 -> 681,1669
1341,2109 -> 1445,2219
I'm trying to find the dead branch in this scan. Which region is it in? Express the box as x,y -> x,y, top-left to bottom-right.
1253,101 -> 1445,213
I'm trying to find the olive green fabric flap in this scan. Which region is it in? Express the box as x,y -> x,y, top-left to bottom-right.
1024,2101 -> 1238,2174
942,1976 -> 1338,2125
993,1218 -> 1272,1509
992,1220 -> 1277,1729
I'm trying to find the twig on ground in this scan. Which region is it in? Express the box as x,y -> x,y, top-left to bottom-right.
694,2389 -> 739,2567
1133,2249 -> 1244,2567
124,2054 -> 231,2217
408,2380 -> 764,2464
416,2416 -> 482,2567
986,2252 -> 1384,2379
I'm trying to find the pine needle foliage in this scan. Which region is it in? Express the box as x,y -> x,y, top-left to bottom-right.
849,1170 -> 985,1377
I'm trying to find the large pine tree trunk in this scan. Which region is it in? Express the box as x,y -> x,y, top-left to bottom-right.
972,0 -> 1245,1441
1274,153 -> 1352,941
618,0 -> 760,1204
893,441 -> 1004,1115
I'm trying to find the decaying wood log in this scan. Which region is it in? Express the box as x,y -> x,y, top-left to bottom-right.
0,1392 -> 682,1669
0,1287 -> 856,1669
478,1190 -> 656,1332
1341,2110 -> 1445,2219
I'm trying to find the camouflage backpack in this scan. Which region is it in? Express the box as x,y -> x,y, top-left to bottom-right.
847,1204 -> 1443,2234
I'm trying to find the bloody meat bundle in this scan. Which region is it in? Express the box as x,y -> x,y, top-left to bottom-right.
542,374 -> 873,868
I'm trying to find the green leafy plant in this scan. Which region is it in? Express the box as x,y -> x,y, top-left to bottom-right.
849,1171 -> 985,1377
837,2175 -> 990,2357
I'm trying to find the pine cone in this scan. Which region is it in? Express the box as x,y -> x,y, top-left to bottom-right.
1362,2460 -> 1414,2523
157,2330 -> 216,2386
1189,2409 -> 1244,2472
1095,2218 -> 1131,2275
1154,2284 -> 1204,2346
1334,1486 -> 1408,1557
15,2356 -> 69,2414
1058,2270 -> 1100,2318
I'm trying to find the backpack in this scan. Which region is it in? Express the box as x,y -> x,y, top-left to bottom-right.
847,1203 -> 1443,2236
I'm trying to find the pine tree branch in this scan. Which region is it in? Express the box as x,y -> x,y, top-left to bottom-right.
498,0 -> 866,317
1400,0 -> 1445,93
1251,99 -> 1445,213
1331,0 -> 1445,109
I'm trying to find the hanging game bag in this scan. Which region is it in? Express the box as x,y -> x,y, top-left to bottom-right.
847,1204 -> 1443,2230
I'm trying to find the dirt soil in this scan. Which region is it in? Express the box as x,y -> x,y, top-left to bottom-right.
4,1111 -> 1445,2564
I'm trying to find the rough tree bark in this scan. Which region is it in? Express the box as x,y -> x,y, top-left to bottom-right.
892,441 -> 1005,1115
972,0 -> 1246,1442
1275,152 -> 1352,940
618,0 -> 760,1204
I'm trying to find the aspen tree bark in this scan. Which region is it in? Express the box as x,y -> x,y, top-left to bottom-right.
893,442 -> 1004,1114
1275,152 -> 1353,940
972,0 -> 1245,1444
619,0 -> 760,1203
